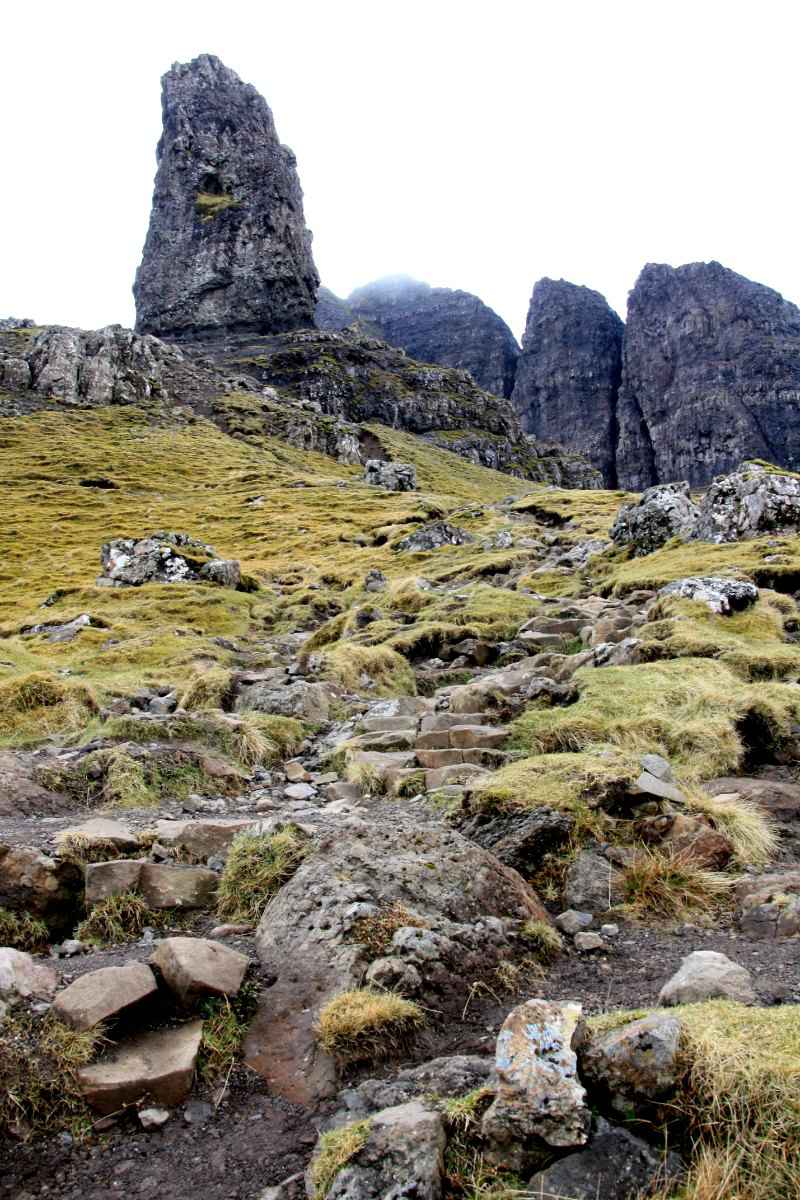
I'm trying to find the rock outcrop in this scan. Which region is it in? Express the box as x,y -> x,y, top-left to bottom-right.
133,54 -> 318,340
616,261 -> 800,489
511,279 -> 624,486
346,276 -> 520,399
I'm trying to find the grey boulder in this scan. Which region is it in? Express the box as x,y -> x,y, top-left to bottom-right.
658,950 -> 756,1006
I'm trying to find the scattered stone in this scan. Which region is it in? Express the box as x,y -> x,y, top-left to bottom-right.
555,910 -> 593,935
53,962 -> 158,1031
78,1020 -> 204,1114
138,1107 -> 171,1129
574,931 -> 605,952
284,782 -> 316,801
601,923 -> 619,938
658,951 -> 756,1006
284,761 -> 311,783
394,522 -> 474,552
639,753 -> 674,782
0,948 -> 58,1001
363,569 -> 387,592
632,769 -> 687,805
363,460 -> 417,491
56,939 -> 86,957
183,1099 -> 214,1125
209,923 -> 253,938
482,999 -> 590,1168
154,818 -> 256,860
659,576 -> 759,615
150,937 -> 248,1003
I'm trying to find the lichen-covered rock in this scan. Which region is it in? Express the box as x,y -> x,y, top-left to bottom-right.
694,461 -> 800,542
610,482 -> 701,555
244,818 -> 547,1104
134,54 -> 318,340
482,998 -> 590,1167
577,1013 -> 682,1113
348,276 -> 520,398
616,261 -> 800,489
658,576 -> 759,614
394,522 -> 474,552
310,1101 -> 446,1200
658,951 -> 756,1006
98,531 -> 240,589
363,460 -> 417,491
512,278 -> 623,486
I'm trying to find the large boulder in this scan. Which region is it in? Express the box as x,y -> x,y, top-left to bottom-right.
133,54 -> 318,340
694,461 -> 800,542
363,459 -> 417,491
348,275 -> 520,399
244,818 -> 547,1104
98,531 -> 240,589
331,1056 -> 494,1124
658,576 -> 759,615
610,482 -> 701,555
577,1013 -> 682,1113
0,843 -> 81,925
511,278 -> 624,486
616,261 -> 800,489
482,999 -> 590,1169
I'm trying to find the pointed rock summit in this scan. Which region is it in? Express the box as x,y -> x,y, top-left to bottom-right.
133,54 -> 318,340
616,261 -> 800,489
511,279 -> 624,487
338,276 -> 520,398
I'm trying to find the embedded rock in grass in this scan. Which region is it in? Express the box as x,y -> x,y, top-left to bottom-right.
244,821 -> 547,1104
78,1019 -> 204,1114
555,910 -> 593,935
53,962 -> 158,1031
658,950 -> 756,1005
150,936 -> 248,1003
695,460 -> 800,542
309,1100 -> 446,1200
482,998 -> 590,1168
98,531 -> 240,589
134,54 -> 318,340
138,864 -> 219,910
527,1115 -> 682,1200
394,522 -> 474,552
85,859 -> 147,906
0,947 -> 58,1000
610,482 -> 701,556
577,1013 -> 682,1113
0,750 -> 72,818
659,575 -> 758,615
363,459 -> 417,491
235,675 -> 331,722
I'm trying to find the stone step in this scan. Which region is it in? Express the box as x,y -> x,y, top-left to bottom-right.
449,725 -> 510,750
419,712 -> 490,732
78,1020 -> 204,1115
416,747 -> 513,770
53,963 -> 158,1032
425,763 -> 491,790
357,714 -> 420,734
342,730 -> 417,753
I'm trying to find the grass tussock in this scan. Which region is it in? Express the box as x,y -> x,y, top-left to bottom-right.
685,789 -> 779,867
101,711 -> 304,768
621,847 -> 733,921
178,667 -> 236,711
349,902 -> 428,958
76,891 -> 168,946
310,1119 -> 372,1200
318,643 -> 416,696
511,659 -> 800,782
0,672 -> 97,748
473,746 -> 637,823
41,746 -> 209,810
605,1001 -> 800,1200
0,907 -> 49,952
0,1011 -> 103,1140
519,918 -> 563,963
216,825 -> 310,923
316,988 -> 425,1064
197,978 -> 259,1082
606,533 -> 800,597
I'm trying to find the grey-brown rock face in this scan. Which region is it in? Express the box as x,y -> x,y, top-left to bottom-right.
616,261 -> 800,489
511,279 -> 624,486
346,276 -> 520,398
134,54 -> 318,340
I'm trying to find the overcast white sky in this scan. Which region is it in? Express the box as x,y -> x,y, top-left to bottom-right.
2,1 -> 799,340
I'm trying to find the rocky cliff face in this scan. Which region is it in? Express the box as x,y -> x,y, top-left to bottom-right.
511,279 -> 624,486
345,276 -> 520,398
616,261 -> 800,489
133,54 -> 318,341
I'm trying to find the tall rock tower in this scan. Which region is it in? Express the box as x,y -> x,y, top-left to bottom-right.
134,54 -> 319,340
511,279 -> 624,486
616,261 -> 800,489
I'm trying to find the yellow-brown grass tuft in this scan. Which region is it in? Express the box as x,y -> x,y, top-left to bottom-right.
621,847 -> 733,921
216,825 -> 310,923
316,988 -> 425,1064
310,1120 -> 371,1200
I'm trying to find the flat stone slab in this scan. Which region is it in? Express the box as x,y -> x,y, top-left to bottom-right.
154,818 -> 256,860
85,859 -> 146,906
79,1019 -> 204,1114
139,864 -> 219,910
151,936 -> 248,1003
56,818 -> 138,852
53,962 -> 158,1031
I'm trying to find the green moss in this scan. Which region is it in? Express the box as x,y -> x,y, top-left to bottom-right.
195,191 -> 240,220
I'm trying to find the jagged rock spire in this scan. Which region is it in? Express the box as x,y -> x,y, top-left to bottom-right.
133,54 -> 319,340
